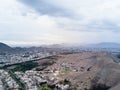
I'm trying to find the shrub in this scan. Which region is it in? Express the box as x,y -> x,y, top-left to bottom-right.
90,83 -> 110,90
41,86 -> 52,90
117,54 -> 120,59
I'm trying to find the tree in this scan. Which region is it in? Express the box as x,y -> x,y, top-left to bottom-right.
117,54 -> 120,59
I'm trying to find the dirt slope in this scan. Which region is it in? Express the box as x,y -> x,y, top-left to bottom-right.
45,52 -> 120,90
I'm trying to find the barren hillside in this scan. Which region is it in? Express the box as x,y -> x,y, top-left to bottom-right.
45,52 -> 120,90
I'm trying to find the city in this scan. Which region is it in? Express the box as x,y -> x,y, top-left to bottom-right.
0,42 -> 120,90
1,0 -> 120,90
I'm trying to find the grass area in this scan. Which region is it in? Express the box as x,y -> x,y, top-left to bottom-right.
41,85 -> 52,90
60,69 -> 70,74
11,61 -> 38,72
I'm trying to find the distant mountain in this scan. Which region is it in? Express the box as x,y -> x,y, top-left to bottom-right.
87,42 -> 120,48
0,42 -> 15,53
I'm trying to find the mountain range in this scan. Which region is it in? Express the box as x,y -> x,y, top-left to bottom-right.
0,42 -> 120,53
84,42 -> 120,48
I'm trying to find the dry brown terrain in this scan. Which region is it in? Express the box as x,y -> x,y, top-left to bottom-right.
45,52 -> 120,90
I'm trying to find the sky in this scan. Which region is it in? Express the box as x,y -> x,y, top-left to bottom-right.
1,0 -> 120,46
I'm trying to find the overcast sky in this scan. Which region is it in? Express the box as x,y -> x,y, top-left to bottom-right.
1,0 -> 120,46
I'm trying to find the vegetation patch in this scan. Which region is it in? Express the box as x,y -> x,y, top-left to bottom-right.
90,83 -> 110,90
60,69 -> 70,74
117,53 -> 120,59
41,85 -> 52,90
11,61 -> 38,72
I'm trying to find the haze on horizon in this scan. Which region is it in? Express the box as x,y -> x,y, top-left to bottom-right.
1,0 -> 120,46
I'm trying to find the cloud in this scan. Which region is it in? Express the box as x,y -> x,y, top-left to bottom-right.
1,0 -> 120,46
18,0 -> 72,17
0,0 -> 64,45
20,0 -> 120,32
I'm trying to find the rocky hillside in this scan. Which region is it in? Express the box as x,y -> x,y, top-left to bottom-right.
45,52 -> 120,90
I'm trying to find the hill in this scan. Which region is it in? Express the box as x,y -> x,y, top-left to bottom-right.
45,52 -> 120,90
0,42 -> 15,53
